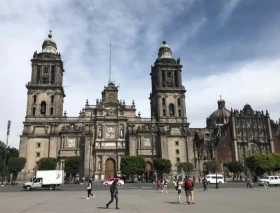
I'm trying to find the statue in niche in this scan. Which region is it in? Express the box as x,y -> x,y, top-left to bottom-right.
98,161 -> 101,170
120,126 -> 124,138
169,104 -> 174,115
98,126 -> 102,138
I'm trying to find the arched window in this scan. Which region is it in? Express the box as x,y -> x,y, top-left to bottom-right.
50,107 -> 54,115
40,101 -> 46,115
32,107 -> 36,116
51,95 -> 54,103
162,98 -> 165,106
33,95 -> 37,104
163,109 -> 166,116
178,109 -> 181,117
169,104 -> 175,116
177,98 -> 181,106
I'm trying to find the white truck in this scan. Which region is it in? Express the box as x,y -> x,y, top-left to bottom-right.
23,170 -> 64,191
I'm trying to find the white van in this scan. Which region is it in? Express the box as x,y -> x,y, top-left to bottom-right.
258,176 -> 280,186
206,174 -> 225,184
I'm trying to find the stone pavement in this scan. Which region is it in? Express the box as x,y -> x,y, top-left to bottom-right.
0,187 -> 279,213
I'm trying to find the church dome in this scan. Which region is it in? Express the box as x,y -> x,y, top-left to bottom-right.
42,31 -> 57,54
157,41 -> 173,59
207,97 -> 230,127
209,98 -> 230,118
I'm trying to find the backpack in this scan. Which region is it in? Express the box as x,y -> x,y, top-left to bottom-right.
186,180 -> 192,188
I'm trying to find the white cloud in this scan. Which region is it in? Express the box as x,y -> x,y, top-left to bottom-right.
187,57 -> 280,127
219,0 -> 241,26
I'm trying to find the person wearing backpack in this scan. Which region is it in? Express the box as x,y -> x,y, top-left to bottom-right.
185,177 -> 195,204
106,179 -> 119,209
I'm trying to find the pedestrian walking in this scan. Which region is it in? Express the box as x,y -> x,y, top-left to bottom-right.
247,178 -> 253,189
173,178 -> 178,191
162,178 -> 168,193
156,179 -> 162,191
203,177 -> 208,191
177,177 -> 183,203
185,177 -> 195,204
86,178 -> 95,199
106,179 -> 119,209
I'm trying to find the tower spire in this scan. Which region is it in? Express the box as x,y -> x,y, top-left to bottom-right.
109,44 -> 112,83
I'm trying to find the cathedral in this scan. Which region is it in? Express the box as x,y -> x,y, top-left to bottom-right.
18,32 -> 280,181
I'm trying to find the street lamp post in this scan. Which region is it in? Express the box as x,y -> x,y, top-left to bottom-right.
2,120 -> 11,184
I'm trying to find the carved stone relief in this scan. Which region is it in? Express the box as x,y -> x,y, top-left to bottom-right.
67,138 -> 76,148
248,143 -> 260,155
106,126 -> 116,139
143,137 -> 151,147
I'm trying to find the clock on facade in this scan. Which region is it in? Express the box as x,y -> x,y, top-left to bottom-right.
108,93 -> 115,100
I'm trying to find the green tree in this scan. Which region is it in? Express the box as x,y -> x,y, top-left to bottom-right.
37,158 -> 57,170
7,147 -> 19,159
7,157 -> 26,181
0,142 -> 19,175
269,153 -> 280,171
65,156 -> 81,178
246,154 -> 276,176
180,162 -> 194,175
205,161 -> 220,173
226,161 -> 244,177
154,158 -> 172,178
120,156 -> 146,176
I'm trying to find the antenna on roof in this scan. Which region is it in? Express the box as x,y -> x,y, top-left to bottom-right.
109,44 -> 112,83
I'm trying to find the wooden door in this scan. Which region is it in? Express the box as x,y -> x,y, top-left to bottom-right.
105,158 -> 115,180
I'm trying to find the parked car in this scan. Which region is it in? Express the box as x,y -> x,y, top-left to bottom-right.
258,176 -> 280,186
103,178 -> 124,186
206,174 -> 225,184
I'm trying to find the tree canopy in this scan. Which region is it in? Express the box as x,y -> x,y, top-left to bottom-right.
120,156 -> 146,176
225,161 -> 244,175
7,157 -> 26,180
205,160 -> 220,173
246,154 -> 277,176
180,162 -> 194,175
0,141 -> 19,174
37,158 -> 57,170
64,156 -> 81,177
154,158 -> 172,177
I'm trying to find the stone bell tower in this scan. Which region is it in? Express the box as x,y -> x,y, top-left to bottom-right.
26,31 -> 65,118
149,41 -> 187,123
19,31 -> 66,179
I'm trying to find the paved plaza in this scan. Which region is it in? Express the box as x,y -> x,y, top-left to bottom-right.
0,187 -> 279,213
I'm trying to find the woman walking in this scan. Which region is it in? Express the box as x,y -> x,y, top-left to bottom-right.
86,178 -> 95,199
162,178 -> 168,193
177,177 -> 183,203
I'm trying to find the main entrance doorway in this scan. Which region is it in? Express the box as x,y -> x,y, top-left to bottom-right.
105,158 -> 116,180
145,162 -> 153,182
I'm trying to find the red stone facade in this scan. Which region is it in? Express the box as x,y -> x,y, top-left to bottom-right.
216,126 -> 233,163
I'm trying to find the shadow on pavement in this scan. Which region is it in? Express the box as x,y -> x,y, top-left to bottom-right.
164,201 -> 186,205
97,207 -> 107,209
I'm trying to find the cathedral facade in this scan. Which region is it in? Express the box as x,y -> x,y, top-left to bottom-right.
18,32 -> 280,181
18,33 -> 193,181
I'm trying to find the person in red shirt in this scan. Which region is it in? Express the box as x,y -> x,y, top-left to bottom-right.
184,177 -> 195,204
156,179 -> 162,191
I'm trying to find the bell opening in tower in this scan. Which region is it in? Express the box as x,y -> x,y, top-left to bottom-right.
40,101 -> 46,115
169,104 -> 175,116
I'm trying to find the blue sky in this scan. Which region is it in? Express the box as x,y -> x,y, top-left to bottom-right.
1,0 -> 280,148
